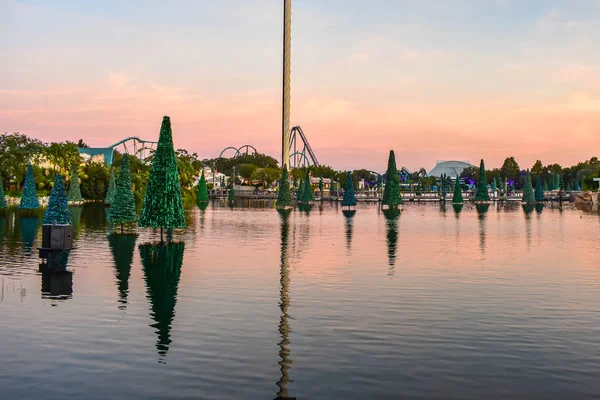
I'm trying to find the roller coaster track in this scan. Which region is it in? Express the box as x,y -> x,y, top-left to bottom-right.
289,126 -> 319,168
110,137 -> 157,162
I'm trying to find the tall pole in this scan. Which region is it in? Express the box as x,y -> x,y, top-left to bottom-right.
282,0 -> 292,170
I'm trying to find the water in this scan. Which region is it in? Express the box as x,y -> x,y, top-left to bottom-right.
1,201 -> 599,399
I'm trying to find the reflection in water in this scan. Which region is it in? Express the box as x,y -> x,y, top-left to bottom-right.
197,201 -> 208,233
19,217 -> 39,256
108,234 -> 137,310
276,209 -> 293,399
383,209 -> 400,273
452,203 -> 463,218
535,203 -> 544,215
40,251 -> 72,301
80,203 -> 107,231
439,201 -> 447,215
69,206 -> 83,239
523,205 -> 534,251
476,204 -> 490,258
139,242 -> 185,363
297,203 -> 313,214
342,210 -> 356,253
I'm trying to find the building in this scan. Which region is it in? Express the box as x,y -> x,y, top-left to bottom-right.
428,160 -> 475,178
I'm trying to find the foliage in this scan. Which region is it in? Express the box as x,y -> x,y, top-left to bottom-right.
80,162 -> 110,201
67,167 -> 83,202
113,151 -> 151,203
500,157 -> 520,183
382,150 -> 402,208
535,176 -> 544,202
250,167 -> 280,188
175,149 -> 202,189
341,171 -> 357,207
196,171 -> 209,202
0,178 -> 6,209
543,180 -> 548,192
238,164 -> 258,184
452,176 -> 463,204
319,177 -> 324,196
45,141 -> 82,175
310,165 -> 337,179
19,164 -> 39,209
139,116 -> 186,230
0,132 -> 45,186
460,166 -> 479,182
475,159 -> 490,202
558,174 -> 564,190
108,155 -> 138,227
522,170 -> 535,204
43,174 -> 72,225
105,169 -> 116,205
206,153 -> 278,178
276,165 -> 292,208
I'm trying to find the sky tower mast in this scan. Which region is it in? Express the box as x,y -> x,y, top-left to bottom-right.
282,0 -> 292,169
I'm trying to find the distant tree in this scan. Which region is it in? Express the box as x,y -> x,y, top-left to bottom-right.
535,175 -> 544,202
297,177 -> 305,201
543,179 -> 548,192
452,176 -> 463,204
43,174 -> 71,225
0,132 -> 45,187
67,167 -> 83,203
558,174 -> 564,190
460,166 -> 479,182
107,155 -> 138,233
81,162 -> 110,201
341,171 -> 356,207
300,169 -> 314,203
276,165 -> 292,209
77,139 -> 89,148
196,171 -> 209,203
19,164 -> 39,209
382,150 -> 402,209
531,160 -> 544,176
475,159 -> 490,202
45,141 -> 82,175
239,164 -> 258,184
501,156 -> 520,183
522,170 -> 535,204
105,169 -> 116,205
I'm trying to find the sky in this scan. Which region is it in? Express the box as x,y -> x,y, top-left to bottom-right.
2,0 -> 600,172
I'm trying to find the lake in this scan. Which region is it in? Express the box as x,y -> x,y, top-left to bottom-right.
1,201 -> 599,399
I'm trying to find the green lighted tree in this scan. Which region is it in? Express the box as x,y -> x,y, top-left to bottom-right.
558,174 -> 564,190
196,171 -> 209,203
535,175 -> 544,202
108,155 -> 137,233
341,171 -> 356,207
67,167 -> 83,203
139,116 -> 186,237
276,165 -> 292,209
297,177 -> 305,202
300,169 -> 314,203
43,174 -> 72,225
452,176 -> 463,204
543,179 -> 549,192
319,177 -> 324,199
381,150 -> 402,209
105,169 -> 116,205
0,178 -> 7,209
474,159 -> 490,202
19,163 -> 39,209
522,170 -> 535,204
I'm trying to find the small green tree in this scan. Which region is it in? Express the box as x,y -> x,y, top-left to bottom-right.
319,177 -> 324,198
276,165 -> 292,209
522,170 -> 535,204
67,167 -> 83,203
382,150 -> 402,209
341,171 -> 356,207
138,116 -> 186,239
196,171 -> 209,203
297,177 -> 305,202
452,176 -> 463,204
558,174 -> 564,190
43,174 -> 72,224
534,175 -> 544,202
0,178 -> 7,209
543,180 -> 549,192
19,163 -> 39,209
300,169 -> 314,203
474,159 -> 490,202
108,155 -> 138,233
105,169 -> 116,205
228,183 -> 235,202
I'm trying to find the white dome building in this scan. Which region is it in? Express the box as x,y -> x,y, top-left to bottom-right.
428,161 -> 475,178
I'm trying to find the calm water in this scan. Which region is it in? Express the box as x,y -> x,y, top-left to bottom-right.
1,201 -> 600,399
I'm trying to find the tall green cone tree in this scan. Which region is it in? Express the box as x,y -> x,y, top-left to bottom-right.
382,150 -> 402,209
341,171 -> 357,207
318,177 -> 324,198
139,116 -> 186,235
67,167 -> 83,203
297,177 -> 305,202
43,174 -> 72,225
452,176 -> 463,204
558,174 -> 564,190
474,159 -> 490,202
196,171 -> 209,203
535,175 -> 544,202
491,178 -> 497,193
544,180 -> 549,192
108,155 -> 137,232
521,170 -> 535,204
108,234 -> 136,310
19,163 -> 39,209
0,178 -> 7,209
276,165 -> 292,209
300,169 -> 314,203
105,169 -> 116,205
227,184 -> 235,202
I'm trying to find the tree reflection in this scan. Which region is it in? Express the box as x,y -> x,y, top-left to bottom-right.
108,234 -> 137,310
476,204 -> 490,258
523,205 -> 534,251
139,242 -> 185,363
19,216 -> 39,256
276,209 -> 293,399
383,209 -> 400,274
342,209 -> 356,253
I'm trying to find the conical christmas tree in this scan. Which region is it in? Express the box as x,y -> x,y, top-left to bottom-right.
381,150 -> 402,209
276,165 -> 292,209
108,234 -> 136,310
452,176 -> 463,204
543,179 -> 549,192
474,159 -> 490,202
196,171 -> 209,203
67,167 -> 83,203
341,171 -> 357,207
491,178 -> 497,193
318,177 -> 324,199
105,169 -> 116,205
297,177 -> 305,202
496,176 -> 503,192
300,169 -> 314,203
227,183 -> 235,202
108,155 -> 138,232
534,175 -> 544,202
558,174 -> 564,190
0,178 -> 7,209
19,163 -> 39,209
43,174 -> 72,225
521,170 -> 535,204
139,116 -> 186,234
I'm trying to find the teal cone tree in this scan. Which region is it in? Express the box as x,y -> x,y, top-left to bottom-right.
452,176 -> 463,204
543,180 -> 549,192
67,167 -> 83,203
196,171 -> 209,203
20,163 -> 40,209
341,171 -> 356,207
474,159 -> 490,202
300,169 -> 314,203
108,155 -> 137,231
105,169 -> 116,205
0,178 -> 7,209
297,177 -> 305,202
382,150 -> 402,209
139,116 -> 186,234
43,174 -> 72,225
535,175 -> 544,202
522,170 -> 535,204
276,165 -> 292,209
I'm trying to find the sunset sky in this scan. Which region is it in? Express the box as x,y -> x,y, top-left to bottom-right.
2,0 -> 599,172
